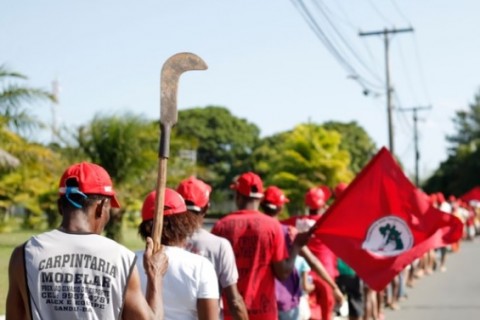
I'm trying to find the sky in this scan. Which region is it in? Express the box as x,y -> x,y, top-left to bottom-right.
2,0 -> 479,181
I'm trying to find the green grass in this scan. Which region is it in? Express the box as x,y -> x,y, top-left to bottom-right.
0,229 -> 37,315
0,227 -> 146,315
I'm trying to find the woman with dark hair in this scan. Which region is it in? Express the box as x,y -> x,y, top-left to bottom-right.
136,188 -> 219,320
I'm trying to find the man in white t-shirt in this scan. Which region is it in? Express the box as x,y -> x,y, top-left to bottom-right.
136,187 -> 220,320
7,162 -> 168,320
177,176 -> 248,320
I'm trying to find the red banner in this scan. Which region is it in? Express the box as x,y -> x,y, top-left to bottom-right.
306,147 -> 463,291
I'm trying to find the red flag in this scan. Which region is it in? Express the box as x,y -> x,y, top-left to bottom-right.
460,186 -> 480,203
310,147 -> 463,291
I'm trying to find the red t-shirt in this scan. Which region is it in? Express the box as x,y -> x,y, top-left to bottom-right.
282,215 -> 338,278
211,210 -> 288,320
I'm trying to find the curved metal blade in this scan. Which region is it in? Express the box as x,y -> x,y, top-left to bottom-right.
159,52 -> 207,158
160,52 -> 208,127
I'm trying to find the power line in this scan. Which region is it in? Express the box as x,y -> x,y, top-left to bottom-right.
290,0 -> 384,92
400,139 -> 414,164
359,27 -> 414,156
319,0 -> 384,87
411,35 -> 432,104
387,0 -> 430,104
310,0 -> 384,84
390,0 -> 411,25
398,105 -> 432,186
395,38 -> 419,104
359,35 -> 383,74
367,0 -> 393,25
393,91 -> 414,138
291,0 -> 355,74
393,81 -> 413,135
319,0 -> 357,31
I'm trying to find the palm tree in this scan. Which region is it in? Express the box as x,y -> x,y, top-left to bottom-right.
77,113 -> 159,241
0,148 -> 19,169
0,65 -> 59,229
0,64 -> 55,131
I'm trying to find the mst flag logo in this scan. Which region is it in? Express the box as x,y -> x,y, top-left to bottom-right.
308,147 -> 463,291
362,216 -> 413,256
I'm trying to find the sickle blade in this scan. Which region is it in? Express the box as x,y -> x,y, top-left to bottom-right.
160,52 -> 208,128
153,52 -> 207,252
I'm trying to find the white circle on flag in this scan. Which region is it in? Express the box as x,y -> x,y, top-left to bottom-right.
362,215 -> 413,257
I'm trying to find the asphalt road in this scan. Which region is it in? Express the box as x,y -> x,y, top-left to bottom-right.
207,218 -> 480,320
385,239 -> 480,320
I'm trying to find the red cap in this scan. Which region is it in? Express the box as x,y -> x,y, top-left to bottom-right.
263,186 -> 290,209
141,188 -> 187,221
429,193 -> 438,204
305,187 -> 325,210
319,185 -> 332,202
230,172 -> 264,199
436,192 -> 445,203
334,182 -> 348,197
59,162 -> 120,208
176,176 -> 212,212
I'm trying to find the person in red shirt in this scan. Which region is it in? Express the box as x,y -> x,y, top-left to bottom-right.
261,186 -> 344,320
177,176 -> 248,320
211,172 -> 310,320
301,187 -> 338,320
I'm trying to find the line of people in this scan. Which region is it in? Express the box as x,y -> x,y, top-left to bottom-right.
7,162 -> 478,319
325,189 -> 478,320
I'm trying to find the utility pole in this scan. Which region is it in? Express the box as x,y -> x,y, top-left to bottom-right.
359,27 -> 414,156
51,79 -> 60,143
398,106 -> 432,186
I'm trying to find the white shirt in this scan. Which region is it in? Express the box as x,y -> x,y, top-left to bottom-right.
24,229 -> 135,320
186,228 -> 239,289
136,245 -> 219,320
439,201 -> 452,213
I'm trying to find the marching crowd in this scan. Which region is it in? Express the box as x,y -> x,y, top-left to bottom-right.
6,161 -> 478,320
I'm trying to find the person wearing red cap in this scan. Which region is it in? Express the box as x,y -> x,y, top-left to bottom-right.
7,162 -> 168,320
438,193 -> 454,271
332,182 -> 366,320
260,186 -> 343,320
211,172 -> 311,320
334,182 -> 348,199
299,186 -> 338,320
261,186 -> 303,319
136,188 -> 219,320
177,176 -> 248,320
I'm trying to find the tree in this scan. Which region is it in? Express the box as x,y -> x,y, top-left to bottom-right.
77,113 -> 160,241
322,121 -> 377,174
175,106 -> 260,189
446,90 -> 480,153
0,148 -> 19,171
423,143 -> 480,196
0,65 -> 59,231
424,89 -> 480,195
0,65 -> 54,132
0,127 -> 65,230
254,123 -> 353,213
251,132 -> 287,177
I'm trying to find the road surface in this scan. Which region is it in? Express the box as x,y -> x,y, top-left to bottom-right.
385,240 -> 480,320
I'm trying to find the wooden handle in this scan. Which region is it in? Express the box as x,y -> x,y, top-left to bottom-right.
152,158 -> 168,253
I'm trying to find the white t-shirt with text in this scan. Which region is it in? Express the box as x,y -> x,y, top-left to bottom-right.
136,245 -> 219,320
